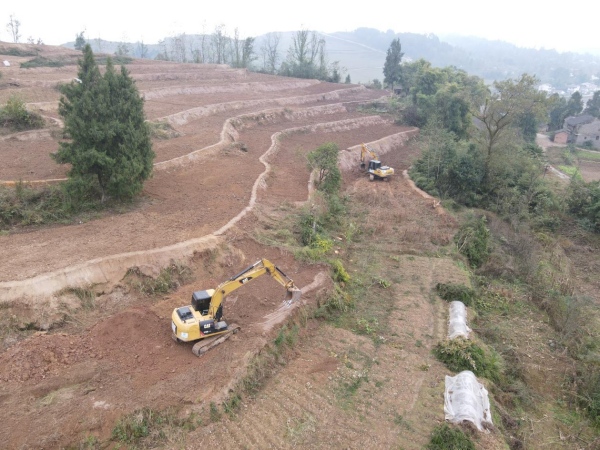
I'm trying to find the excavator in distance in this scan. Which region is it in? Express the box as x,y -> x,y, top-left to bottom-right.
171,259 -> 302,356
360,143 -> 394,181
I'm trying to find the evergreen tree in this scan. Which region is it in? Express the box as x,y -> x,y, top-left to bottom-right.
566,91 -> 583,117
383,38 -> 404,91
584,91 -> 600,118
74,31 -> 86,50
53,44 -> 154,202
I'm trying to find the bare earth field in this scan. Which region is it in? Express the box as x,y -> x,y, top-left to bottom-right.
0,43 -> 515,449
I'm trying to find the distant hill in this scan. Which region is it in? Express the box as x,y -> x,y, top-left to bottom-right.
63,28 -> 600,88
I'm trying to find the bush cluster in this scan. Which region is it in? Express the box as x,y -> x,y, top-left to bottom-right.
0,95 -> 44,131
433,338 -> 500,382
435,283 -> 476,306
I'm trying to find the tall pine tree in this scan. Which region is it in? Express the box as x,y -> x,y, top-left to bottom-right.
383,38 -> 404,92
54,44 -> 154,202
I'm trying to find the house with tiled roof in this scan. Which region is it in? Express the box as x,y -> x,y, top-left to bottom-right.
563,114 -> 600,149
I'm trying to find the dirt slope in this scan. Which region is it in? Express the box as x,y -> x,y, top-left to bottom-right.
0,43 -> 506,449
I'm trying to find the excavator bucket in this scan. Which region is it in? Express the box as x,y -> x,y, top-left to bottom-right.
284,287 -> 302,304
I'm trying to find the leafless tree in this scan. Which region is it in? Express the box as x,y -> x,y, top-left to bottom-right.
211,24 -> 228,64
231,28 -> 242,68
6,14 -> 21,43
137,40 -> 148,59
171,33 -> 188,63
261,32 -> 280,74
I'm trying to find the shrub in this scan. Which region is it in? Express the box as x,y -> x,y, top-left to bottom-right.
0,95 -> 45,131
454,215 -> 490,268
426,424 -> 475,450
20,56 -> 65,68
577,363 -> 600,427
331,259 -> 350,283
433,338 -> 500,382
435,283 -> 476,307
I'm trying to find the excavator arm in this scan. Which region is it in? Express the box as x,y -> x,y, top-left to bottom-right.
360,143 -> 378,168
207,259 -> 301,318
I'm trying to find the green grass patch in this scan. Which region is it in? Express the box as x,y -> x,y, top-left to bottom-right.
435,283 -> 476,306
0,47 -> 37,56
0,95 -> 45,131
20,56 -> 66,68
0,179 -> 128,231
60,286 -> 97,310
148,121 -> 181,140
576,149 -> 600,162
125,262 -> 192,296
111,407 -> 202,446
433,338 -> 501,382
426,423 -> 475,450
558,165 -> 579,177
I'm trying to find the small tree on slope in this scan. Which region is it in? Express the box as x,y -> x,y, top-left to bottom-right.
53,44 -> 154,202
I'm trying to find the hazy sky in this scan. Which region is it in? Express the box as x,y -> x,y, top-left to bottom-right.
3,1 -> 598,53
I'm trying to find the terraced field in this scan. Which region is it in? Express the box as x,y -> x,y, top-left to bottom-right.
0,43 -> 509,449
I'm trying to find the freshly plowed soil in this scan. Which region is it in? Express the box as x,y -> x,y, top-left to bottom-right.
0,43 -> 505,449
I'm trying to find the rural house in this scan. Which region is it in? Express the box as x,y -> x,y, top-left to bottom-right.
563,114 -> 600,149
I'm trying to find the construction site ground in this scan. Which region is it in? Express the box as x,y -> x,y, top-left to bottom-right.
0,43 -> 575,449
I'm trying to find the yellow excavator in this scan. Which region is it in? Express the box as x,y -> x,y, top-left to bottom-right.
171,259 -> 302,356
360,143 -> 394,181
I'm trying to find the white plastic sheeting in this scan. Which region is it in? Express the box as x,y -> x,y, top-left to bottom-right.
444,370 -> 493,432
448,301 -> 471,339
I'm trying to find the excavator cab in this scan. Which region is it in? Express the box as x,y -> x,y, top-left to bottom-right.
368,160 -> 382,171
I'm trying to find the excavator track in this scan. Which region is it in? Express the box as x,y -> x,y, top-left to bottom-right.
191,324 -> 241,357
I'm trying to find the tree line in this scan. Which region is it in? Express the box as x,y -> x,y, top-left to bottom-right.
382,38 -> 600,232
75,28 -> 343,82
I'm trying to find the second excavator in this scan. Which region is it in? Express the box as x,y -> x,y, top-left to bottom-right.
360,143 -> 394,181
171,258 -> 302,356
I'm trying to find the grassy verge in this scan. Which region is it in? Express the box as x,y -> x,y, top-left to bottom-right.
124,262 -> 193,296
0,182 -> 140,232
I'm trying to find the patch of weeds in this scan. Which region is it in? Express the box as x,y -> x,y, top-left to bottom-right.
336,371 -> 369,409
435,283 -> 476,307
111,408 -> 162,444
209,402 -> 221,422
0,47 -> 37,56
223,394 -> 242,416
0,95 -> 45,131
433,338 -> 501,382
353,317 -> 378,336
274,324 -> 300,348
314,284 -> 353,318
415,339 -> 423,348
61,286 -> 96,310
393,412 -> 412,430
126,262 -> 192,296
377,277 -> 391,288
426,423 -> 475,450
285,413 -> 316,445
20,56 -> 66,68
331,259 -> 350,283
148,121 -> 181,140
77,435 -> 99,449
454,215 -> 490,268
575,362 -> 600,427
